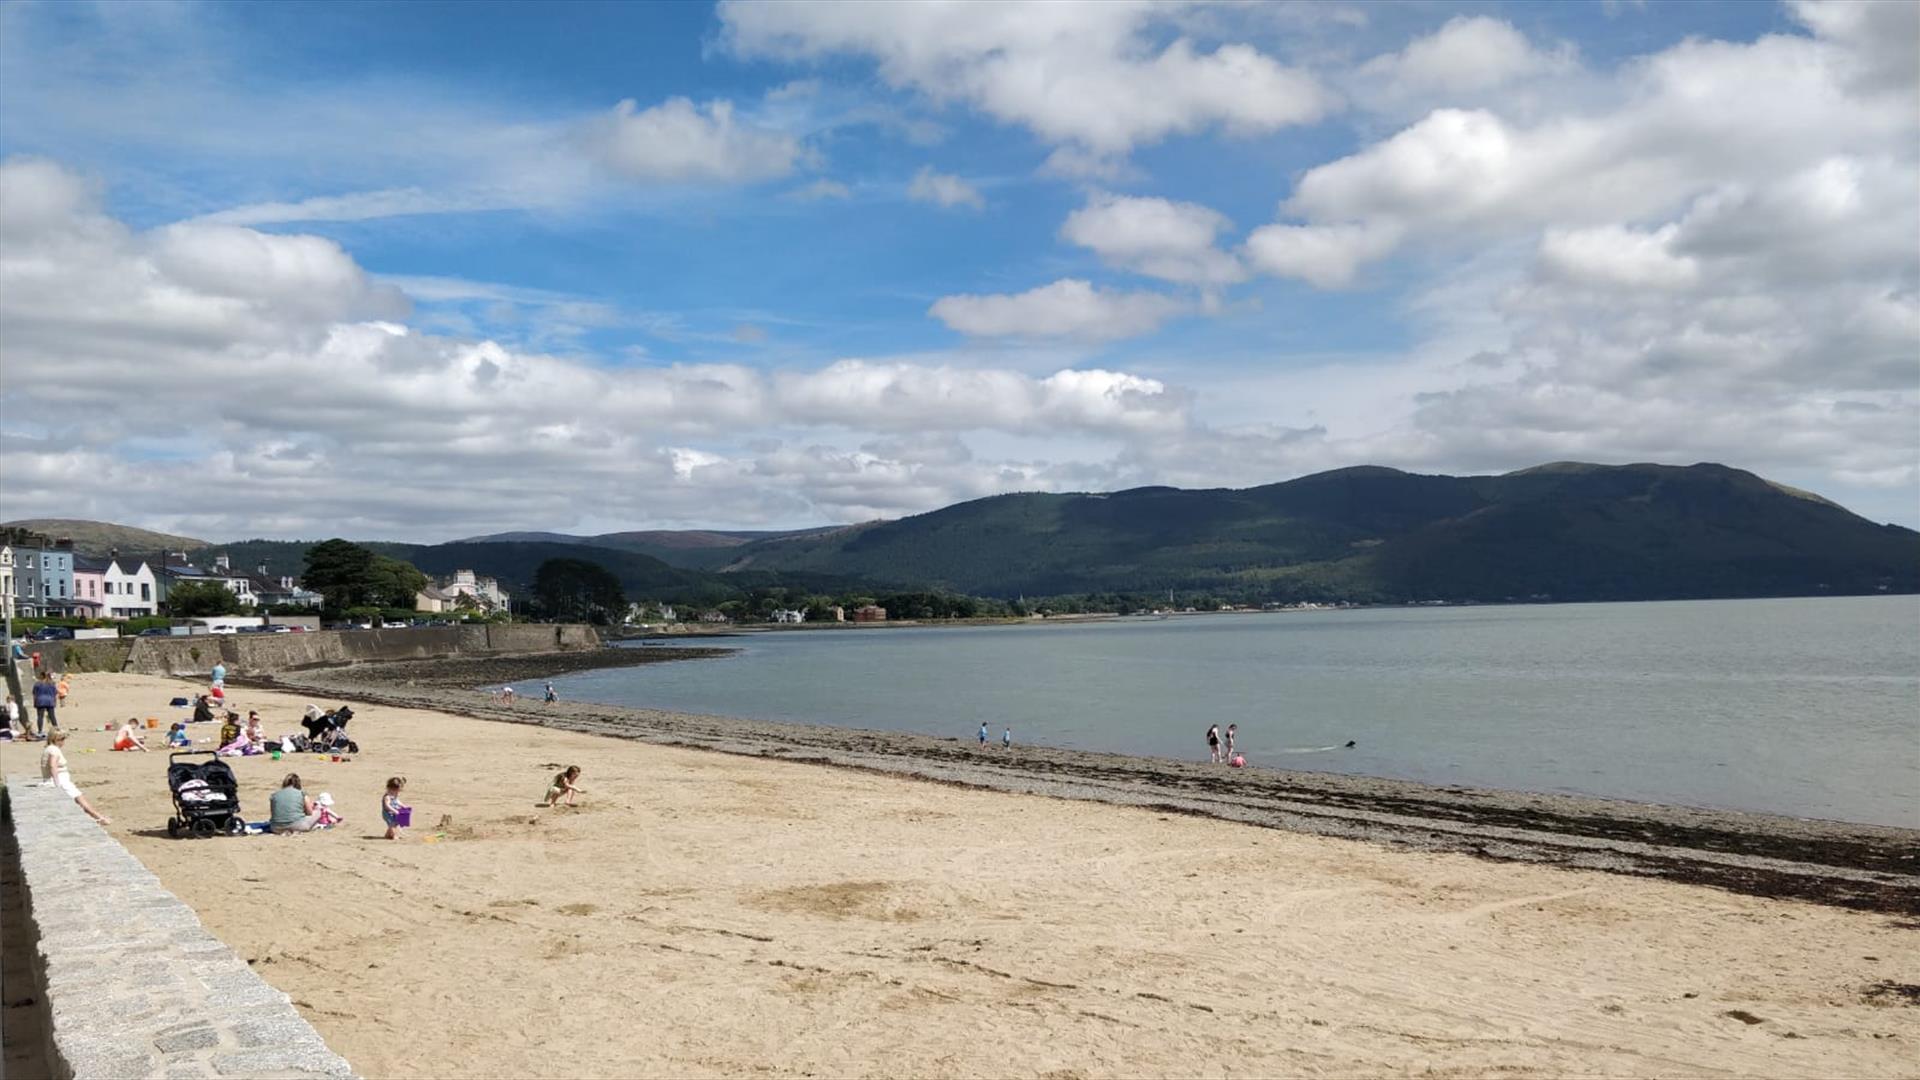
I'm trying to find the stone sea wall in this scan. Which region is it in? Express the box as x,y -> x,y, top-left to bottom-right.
3,781 -> 357,1078
24,624 -> 602,678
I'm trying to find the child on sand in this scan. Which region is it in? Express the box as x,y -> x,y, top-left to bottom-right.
382,777 -> 409,840
167,722 -> 191,748
112,717 -> 149,752
41,731 -> 109,824
56,673 -> 70,706
543,766 -> 584,807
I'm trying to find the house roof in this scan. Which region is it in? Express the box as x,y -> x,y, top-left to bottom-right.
73,556 -> 109,573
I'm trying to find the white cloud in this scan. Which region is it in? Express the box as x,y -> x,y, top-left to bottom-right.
1787,0 -> 1920,92
1535,224 -> 1697,290
1060,192 -> 1244,287
907,166 -> 984,210
774,361 -> 1186,436
1255,18 -> 1918,283
928,279 -> 1185,341
0,158 -> 1204,536
185,188 -> 513,226
719,0 -> 1332,155
1357,16 -> 1572,97
1242,221 -> 1402,288
583,97 -> 805,183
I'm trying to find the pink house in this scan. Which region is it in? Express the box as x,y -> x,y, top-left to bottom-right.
71,556 -> 108,616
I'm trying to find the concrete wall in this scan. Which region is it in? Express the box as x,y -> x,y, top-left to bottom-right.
16,624 -> 601,678
5,780 -> 357,1078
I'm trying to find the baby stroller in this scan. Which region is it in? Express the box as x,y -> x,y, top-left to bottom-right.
166,751 -> 244,838
299,705 -> 358,754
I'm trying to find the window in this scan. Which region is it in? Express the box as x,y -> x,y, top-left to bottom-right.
141,583 -> 151,601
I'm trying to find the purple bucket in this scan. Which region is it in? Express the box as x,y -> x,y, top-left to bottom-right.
394,807 -> 412,828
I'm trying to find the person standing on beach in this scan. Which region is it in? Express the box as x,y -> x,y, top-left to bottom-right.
31,673 -> 58,738
211,660 -> 226,687
544,681 -> 557,705
978,722 -> 988,746
56,673 -> 70,707
1205,723 -> 1222,763
4,694 -> 21,740
382,776 -> 410,840
1224,724 -> 1237,761
1002,727 -> 1012,749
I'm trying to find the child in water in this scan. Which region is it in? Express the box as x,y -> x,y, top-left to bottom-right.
381,776 -> 409,840
544,766 -> 585,807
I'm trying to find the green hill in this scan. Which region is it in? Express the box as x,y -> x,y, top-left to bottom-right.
455,527 -> 845,569
3,519 -> 208,557
712,463 -> 1920,602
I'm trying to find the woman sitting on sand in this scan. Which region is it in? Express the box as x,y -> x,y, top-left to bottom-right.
269,774 -> 321,833
543,766 -> 585,807
41,731 -> 110,824
112,717 -> 149,752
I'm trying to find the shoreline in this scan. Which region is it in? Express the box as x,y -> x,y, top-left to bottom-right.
252,652 -> 1920,915
22,670 -> 1920,1078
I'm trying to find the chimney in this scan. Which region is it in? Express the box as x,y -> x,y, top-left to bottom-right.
257,563 -> 269,576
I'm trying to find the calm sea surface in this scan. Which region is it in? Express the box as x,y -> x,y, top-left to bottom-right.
529,596 -> 1920,827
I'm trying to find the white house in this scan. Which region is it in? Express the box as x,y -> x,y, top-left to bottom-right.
771,608 -> 806,624
103,559 -> 159,618
0,545 -> 14,620
439,569 -> 508,611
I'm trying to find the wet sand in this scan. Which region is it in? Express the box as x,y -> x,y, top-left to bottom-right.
270,653 -> 1920,914
3,671 -> 1916,1079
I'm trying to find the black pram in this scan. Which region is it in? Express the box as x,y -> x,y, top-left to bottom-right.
299,705 -> 357,754
166,751 -> 244,838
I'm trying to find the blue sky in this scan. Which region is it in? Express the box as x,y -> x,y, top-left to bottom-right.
0,1 -> 1914,539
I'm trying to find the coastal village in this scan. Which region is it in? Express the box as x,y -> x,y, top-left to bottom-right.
0,529 -> 507,622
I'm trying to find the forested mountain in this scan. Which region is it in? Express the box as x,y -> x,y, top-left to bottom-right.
455,527 -> 843,569
708,463 -> 1920,602
35,461 -> 1919,606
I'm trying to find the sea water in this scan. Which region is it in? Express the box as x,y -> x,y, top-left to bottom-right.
533,596 -> 1920,827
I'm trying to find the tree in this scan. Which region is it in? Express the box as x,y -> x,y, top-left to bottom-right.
302,539 -> 378,612
166,580 -> 243,617
367,556 -> 428,609
531,558 -> 627,625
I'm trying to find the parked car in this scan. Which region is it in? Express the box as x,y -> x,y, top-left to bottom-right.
30,627 -> 75,641
138,627 -> 174,637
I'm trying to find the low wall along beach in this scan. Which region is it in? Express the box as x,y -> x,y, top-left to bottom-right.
3,782 -> 356,1079
27,623 -> 601,678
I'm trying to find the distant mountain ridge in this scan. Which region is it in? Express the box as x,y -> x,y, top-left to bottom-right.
454,526 -> 847,568
701,462 -> 1920,602
16,462 -> 1917,604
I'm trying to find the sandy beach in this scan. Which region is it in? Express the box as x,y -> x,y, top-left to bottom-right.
5,671 -> 1916,1078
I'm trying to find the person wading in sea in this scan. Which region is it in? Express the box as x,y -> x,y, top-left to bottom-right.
1205,723 -> 1222,763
